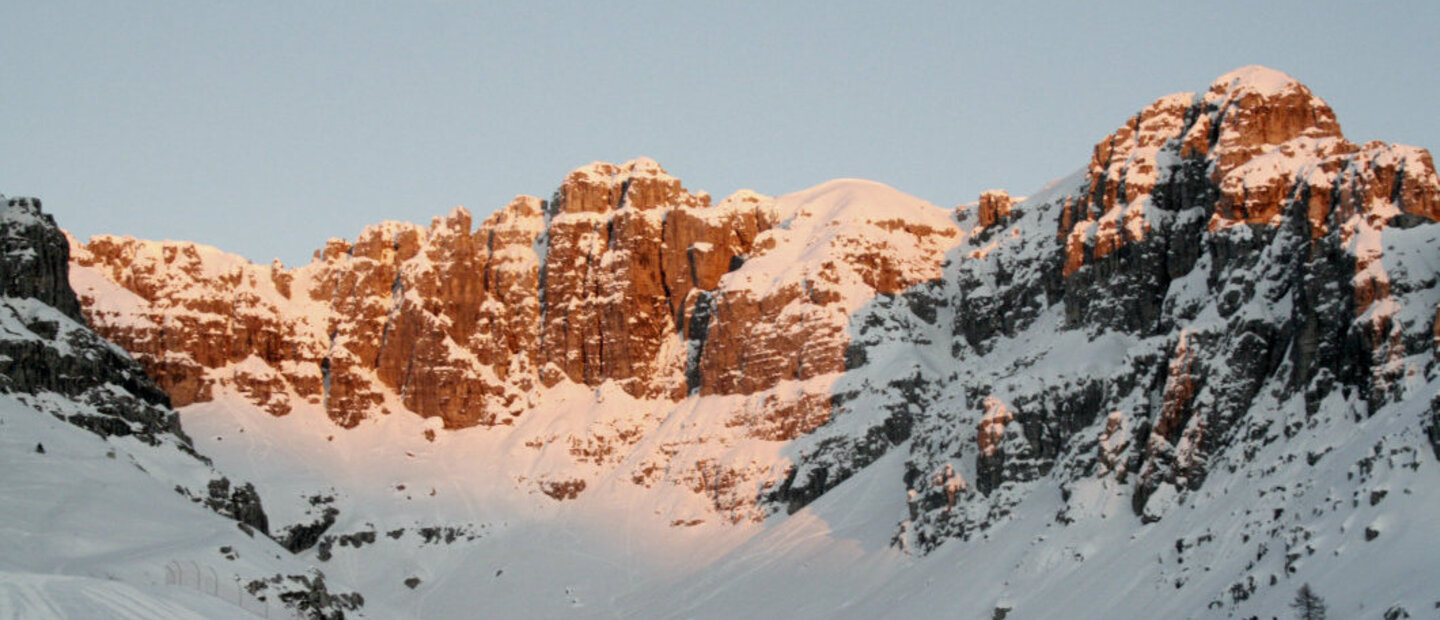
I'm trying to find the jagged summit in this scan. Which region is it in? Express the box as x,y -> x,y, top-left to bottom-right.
568,156 -> 672,181
430,205 -> 473,231
552,156 -> 707,215
1060,65 -> 1436,285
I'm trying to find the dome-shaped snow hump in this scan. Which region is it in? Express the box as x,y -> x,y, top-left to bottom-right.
1208,64 -> 1305,97
770,178 -> 949,226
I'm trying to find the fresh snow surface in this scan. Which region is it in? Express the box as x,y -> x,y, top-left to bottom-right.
0,395 -> 374,619
178,391 -> 762,619
643,390 -> 1440,619
720,177 -> 960,312
1210,65 -> 1301,97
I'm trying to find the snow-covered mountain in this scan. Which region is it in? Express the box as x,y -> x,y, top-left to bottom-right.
6,65 -> 1437,618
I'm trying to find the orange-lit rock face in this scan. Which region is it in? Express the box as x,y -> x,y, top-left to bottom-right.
976,396 -> 1013,457
1204,71 -> 1342,174
537,159 -> 756,401
73,202 -> 545,429
976,190 -> 1014,228
661,192 -> 768,323
1151,334 -> 1196,444
71,236 -> 328,409
71,162 -> 961,438
1060,90 -> 1190,276
1061,66 -> 1440,294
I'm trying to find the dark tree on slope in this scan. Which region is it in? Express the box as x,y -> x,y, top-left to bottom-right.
1290,583 -> 1326,620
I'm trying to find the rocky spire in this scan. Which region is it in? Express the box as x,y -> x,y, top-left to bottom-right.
0,196 -> 83,322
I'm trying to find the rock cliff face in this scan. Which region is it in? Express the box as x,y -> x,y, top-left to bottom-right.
0,196 -> 183,446
69,67 -> 1440,550
71,161 -> 961,435
70,160 -> 964,519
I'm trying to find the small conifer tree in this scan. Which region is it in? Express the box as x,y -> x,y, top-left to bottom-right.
1290,583 -> 1326,620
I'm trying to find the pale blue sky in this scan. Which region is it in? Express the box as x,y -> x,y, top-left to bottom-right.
4,2 -> 1438,265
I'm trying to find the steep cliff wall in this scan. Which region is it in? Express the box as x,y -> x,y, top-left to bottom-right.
72,160 -> 962,437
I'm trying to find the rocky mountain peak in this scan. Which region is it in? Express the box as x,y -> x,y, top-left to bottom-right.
1202,65 -> 1342,173
1,196 -> 84,322
1063,64 -> 1434,290
553,157 -> 705,215
430,205 -> 473,235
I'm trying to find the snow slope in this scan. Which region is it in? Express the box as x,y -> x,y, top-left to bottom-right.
635,381 -> 1440,619
175,373 -> 1439,619
0,394 -> 374,619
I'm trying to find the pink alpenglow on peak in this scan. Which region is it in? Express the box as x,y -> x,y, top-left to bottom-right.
1208,64 -> 1306,98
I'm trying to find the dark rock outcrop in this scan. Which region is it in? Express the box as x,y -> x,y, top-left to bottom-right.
0,195 -> 183,446
205,477 -> 271,535
0,197 -> 83,320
